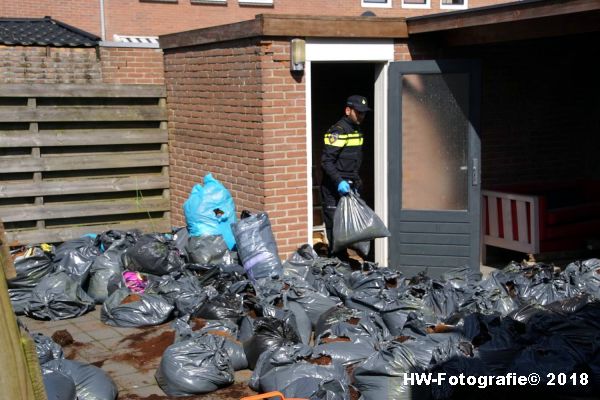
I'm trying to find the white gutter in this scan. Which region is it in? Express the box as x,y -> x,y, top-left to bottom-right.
99,0 -> 106,41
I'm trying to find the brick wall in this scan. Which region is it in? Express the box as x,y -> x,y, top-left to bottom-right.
0,45 -> 164,85
100,47 -> 165,85
164,38 -> 308,257
0,45 -> 101,84
2,0 -> 511,39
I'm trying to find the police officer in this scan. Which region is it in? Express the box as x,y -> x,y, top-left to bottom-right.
320,94 -> 371,258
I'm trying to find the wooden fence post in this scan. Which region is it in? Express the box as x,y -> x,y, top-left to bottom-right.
0,220 -> 38,400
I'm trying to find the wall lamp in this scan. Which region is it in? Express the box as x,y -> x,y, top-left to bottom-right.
290,38 -> 306,72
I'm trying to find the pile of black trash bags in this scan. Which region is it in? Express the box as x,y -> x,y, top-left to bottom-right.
9,225 -> 600,399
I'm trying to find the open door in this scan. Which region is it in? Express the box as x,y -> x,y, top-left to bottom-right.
388,60 -> 481,276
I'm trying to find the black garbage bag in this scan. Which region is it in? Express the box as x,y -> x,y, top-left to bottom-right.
87,238 -> 129,303
8,246 -> 54,289
123,234 -> 184,276
100,287 -> 174,327
348,268 -> 401,291
508,335 -> 590,395
283,244 -> 319,280
33,333 -> 64,364
52,236 -> 101,287
354,341 -> 423,400
249,342 -> 313,391
232,212 -> 283,280
243,316 -> 302,369
42,359 -> 118,400
25,272 -> 95,320
313,340 -> 374,366
441,267 -> 482,290
332,192 -> 390,254
429,355 -> 489,400
172,317 -> 248,371
316,306 -> 391,345
285,286 -> 339,329
193,291 -> 244,323
186,234 -> 231,265
147,273 -> 207,316
251,343 -> 351,400
95,229 -> 140,252
155,334 -> 234,396
9,287 -> 34,314
42,370 -> 77,400
171,226 -> 190,261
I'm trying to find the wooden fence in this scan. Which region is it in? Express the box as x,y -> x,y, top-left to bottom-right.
0,84 -> 170,246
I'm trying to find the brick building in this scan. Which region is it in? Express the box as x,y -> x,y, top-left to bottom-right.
2,0 -> 510,40
1,0 -> 598,272
160,1 -> 600,272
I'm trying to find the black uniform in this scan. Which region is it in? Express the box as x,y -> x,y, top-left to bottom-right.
320,115 -> 364,255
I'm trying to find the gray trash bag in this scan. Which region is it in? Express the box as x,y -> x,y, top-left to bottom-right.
25,272 -> 95,320
259,358 -> 351,399
317,312 -> 391,347
332,192 -> 390,254
186,234 -> 230,265
42,359 -> 118,400
9,287 -> 33,314
283,244 -> 319,280
33,333 -> 64,364
285,286 -> 339,329
353,341 -> 423,400
249,342 -> 312,390
155,334 -> 234,396
100,287 -> 174,327
123,234 -> 185,276
312,340 -> 375,366
52,236 -> 101,286
147,274 -> 208,317
42,370 -> 77,400
243,316 -> 302,370
172,317 -> 247,371
8,246 -> 54,289
87,238 -> 128,303
232,212 -> 283,280
172,226 -> 190,261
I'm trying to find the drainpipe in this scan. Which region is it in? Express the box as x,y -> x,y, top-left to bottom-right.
99,0 -> 106,41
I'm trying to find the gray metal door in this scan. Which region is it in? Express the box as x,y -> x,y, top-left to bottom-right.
388,60 -> 481,277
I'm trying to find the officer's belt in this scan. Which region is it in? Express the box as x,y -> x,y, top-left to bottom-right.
324,132 -> 363,147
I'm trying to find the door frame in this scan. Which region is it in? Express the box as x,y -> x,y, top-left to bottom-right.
304,38 -> 394,264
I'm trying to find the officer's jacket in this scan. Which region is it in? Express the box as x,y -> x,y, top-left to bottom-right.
321,116 -> 364,186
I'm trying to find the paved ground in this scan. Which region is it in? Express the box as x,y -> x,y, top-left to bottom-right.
20,308 -> 257,400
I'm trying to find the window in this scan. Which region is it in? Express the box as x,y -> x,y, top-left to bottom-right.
402,0 -> 430,9
238,0 -> 273,5
361,0 -> 391,8
441,0 -> 467,9
191,0 -> 226,4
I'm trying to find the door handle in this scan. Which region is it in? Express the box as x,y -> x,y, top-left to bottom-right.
472,158 -> 479,186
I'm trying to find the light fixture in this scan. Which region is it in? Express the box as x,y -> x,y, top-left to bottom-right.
290,38 -> 305,72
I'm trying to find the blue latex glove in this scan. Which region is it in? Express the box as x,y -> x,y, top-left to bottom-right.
337,180 -> 351,195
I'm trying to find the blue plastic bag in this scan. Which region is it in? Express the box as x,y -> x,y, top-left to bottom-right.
183,174 -> 237,249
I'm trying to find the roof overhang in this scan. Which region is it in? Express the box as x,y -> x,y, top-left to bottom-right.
160,14 -> 408,50
406,0 -> 600,46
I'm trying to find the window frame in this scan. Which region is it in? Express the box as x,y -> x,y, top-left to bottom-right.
402,0 -> 431,9
238,0 -> 273,5
191,0 -> 227,4
440,0 -> 468,10
361,0 -> 392,8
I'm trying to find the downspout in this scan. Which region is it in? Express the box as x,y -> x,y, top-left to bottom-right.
99,0 -> 106,41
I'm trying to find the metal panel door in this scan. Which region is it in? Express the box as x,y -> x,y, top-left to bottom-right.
388,60 -> 481,277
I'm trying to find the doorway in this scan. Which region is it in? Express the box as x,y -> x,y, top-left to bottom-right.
310,62 -> 377,260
